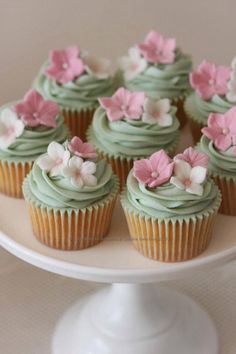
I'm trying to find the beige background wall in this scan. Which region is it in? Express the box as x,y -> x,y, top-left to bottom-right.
0,0 -> 235,105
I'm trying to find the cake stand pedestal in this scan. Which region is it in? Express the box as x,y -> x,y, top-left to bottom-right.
0,195 -> 236,354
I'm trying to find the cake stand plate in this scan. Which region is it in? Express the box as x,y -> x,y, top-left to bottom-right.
0,194 -> 236,354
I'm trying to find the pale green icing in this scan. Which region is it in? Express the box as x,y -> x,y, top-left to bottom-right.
88,107 -> 180,158
122,49 -> 192,99
0,103 -> 68,163
33,63 -> 118,111
199,136 -> 236,177
123,170 -> 219,219
24,158 -> 117,209
185,92 -> 234,125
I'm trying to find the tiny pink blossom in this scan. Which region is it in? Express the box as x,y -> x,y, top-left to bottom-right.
175,147 -> 209,168
190,60 -> 231,100
133,149 -> 174,188
44,46 -> 84,84
15,89 -> 59,128
68,137 -> 97,159
202,107 -> 236,151
138,31 -> 176,64
99,87 -> 145,122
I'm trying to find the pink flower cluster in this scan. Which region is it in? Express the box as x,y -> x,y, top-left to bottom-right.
37,137 -> 98,188
15,89 -> 59,128
202,107 -> 236,153
137,31 -> 176,65
99,87 -> 145,122
0,89 -> 60,149
99,87 -> 173,126
44,45 -> 111,84
190,60 -> 231,100
133,148 -> 208,196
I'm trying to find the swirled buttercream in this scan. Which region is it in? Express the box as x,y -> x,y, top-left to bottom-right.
88,107 -> 180,158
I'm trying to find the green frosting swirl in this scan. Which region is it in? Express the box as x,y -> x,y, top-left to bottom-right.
123,170 -> 219,219
88,107 -> 180,158
0,104 -> 68,162
33,63 -> 118,111
122,49 -> 192,99
185,92 -> 234,125
199,135 -> 236,177
24,158 -> 117,209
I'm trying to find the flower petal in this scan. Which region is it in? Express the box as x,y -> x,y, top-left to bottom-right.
37,155 -> 55,171
81,161 -> 96,175
83,174 -> 97,187
48,142 -> 65,159
190,166 -> 207,184
186,182 -> 203,196
173,160 -> 191,180
170,176 -> 185,190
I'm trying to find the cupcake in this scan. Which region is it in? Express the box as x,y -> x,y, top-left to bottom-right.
200,107 -> 236,215
121,148 -> 221,262
0,89 -> 68,198
118,31 -> 192,128
185,59 -> 236,143
23,137 -> 119,250
33,45 -> 117,140
87,87 -> 180,189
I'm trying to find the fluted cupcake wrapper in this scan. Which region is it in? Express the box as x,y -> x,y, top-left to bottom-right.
87,128 -> 179,191
172,95 -> 188,129
23,176 -> 119,250
61,107 -> 95,141
121,191 -> 221,262
211,172 -> 236,216
0,160 -> 33,198
184,96 -> 205,143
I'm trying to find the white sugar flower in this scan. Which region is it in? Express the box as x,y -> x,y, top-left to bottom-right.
83,53 -> 111,79
37,142 -> 70,177
227,75 -> 236,102
170,160 -> 207,196
0,108 -> 24,149
119,47 -> 147,81
226,56 -> 236,102
63,156 -> 97,188
142,98 -> 173,126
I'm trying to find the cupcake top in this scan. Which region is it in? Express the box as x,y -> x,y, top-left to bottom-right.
186,59 -> 236,123
24,137 -> 117,209
124,147 -> 219,219
88,87 -> 180,159
200,107 -> 236,177
118,31 -> 192,99
0,89 -> 68,162
34,45 -> 117,111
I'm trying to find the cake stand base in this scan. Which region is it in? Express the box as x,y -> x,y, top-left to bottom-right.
52,283 -> 219,354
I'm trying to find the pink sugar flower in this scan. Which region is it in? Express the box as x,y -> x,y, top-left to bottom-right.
15,89 -> 59,128
175,147 -> 209,168
99,87 -> 145,122
68,137 -> 97,159
202,107 -> 236,151
44,46 -> 84,84
138,31 -> 176,64
190,60 -> 231,100
133,149 -> 174,188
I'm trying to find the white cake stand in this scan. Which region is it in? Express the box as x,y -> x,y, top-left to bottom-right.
0,194 -> 236,354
